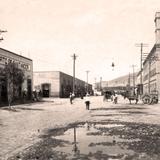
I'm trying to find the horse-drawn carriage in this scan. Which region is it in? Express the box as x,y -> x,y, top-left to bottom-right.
124,88 -> 158,105
142,90 -> 158,104
103,90 -> 114,101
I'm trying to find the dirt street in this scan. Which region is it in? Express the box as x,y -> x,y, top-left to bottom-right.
1,96 -> 160,160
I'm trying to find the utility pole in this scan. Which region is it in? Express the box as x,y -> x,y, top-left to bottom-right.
135,43 -> 148,95
86,70 -> 90,94
0,29 -> 7,42
94,77 -> 97,90
100,77 -> 102,93
128,72 -> 131,88
132,65 -> 136,89
131,65 -> 137,94
127,72 -> 131,94
71,54 -> 78,95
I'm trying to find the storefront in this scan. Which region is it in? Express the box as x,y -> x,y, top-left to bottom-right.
0,48 -> 33,102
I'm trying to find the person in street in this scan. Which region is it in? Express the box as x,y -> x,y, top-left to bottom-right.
70,92 -> 73,104
114,94 -> 118,104
38,89 -> 42,99
32,89 -> 38,101
22,88 -> 27,103
84,93 -> 90,110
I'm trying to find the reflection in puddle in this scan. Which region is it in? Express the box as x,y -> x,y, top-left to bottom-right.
52,123 -> 138,159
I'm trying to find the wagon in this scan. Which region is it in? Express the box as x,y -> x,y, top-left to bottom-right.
103,91 -> 114,101
142,90 -> 158,104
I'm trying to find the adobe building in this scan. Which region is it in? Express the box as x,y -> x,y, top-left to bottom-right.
0,48 -> 33,101
33,71 -> 93,98
142,12 -> 160,99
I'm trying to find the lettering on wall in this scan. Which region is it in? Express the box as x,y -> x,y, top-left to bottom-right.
0,55 -> 31,71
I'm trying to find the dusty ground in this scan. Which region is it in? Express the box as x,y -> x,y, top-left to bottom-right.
0,98 -> 90,160
1,96 -> 160,160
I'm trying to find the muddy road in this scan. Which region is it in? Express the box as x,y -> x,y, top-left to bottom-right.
7,96 -> 160,160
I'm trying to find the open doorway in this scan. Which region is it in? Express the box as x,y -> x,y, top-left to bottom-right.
42,83 -> 51,97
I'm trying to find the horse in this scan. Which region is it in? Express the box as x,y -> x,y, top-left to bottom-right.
122,92 -> 138,104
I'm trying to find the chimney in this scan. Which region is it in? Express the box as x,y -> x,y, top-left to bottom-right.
155,12 -> 160,44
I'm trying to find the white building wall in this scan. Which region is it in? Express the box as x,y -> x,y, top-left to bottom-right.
33,71 -> 60,97
155,12 -> 160,44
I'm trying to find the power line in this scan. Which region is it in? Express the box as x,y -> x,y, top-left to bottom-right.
0,30 -> 7,33
31,55 -> 55,66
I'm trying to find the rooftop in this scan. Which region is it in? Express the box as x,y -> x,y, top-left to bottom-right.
0,48 -> 32,61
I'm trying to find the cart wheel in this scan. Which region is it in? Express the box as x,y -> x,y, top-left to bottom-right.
151,96 -> 158,104
142,95 -> 151,104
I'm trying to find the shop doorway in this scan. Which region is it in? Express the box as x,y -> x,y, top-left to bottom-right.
42,83 -> 50,97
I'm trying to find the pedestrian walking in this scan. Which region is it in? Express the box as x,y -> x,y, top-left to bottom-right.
84,93 -> 90,110
113,94 -> 118,104
70,92 -> 73,104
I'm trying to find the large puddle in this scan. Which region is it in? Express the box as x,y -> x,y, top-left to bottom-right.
8,121 -> 160,160
52,123 -> 139,159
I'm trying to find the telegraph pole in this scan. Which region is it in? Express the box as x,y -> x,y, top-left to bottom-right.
129,64 -> 137,94
135,43 -> 148,95
71,54 -> 78,95
100,77 -> 102,93
131,65 -> 136,90
128,72 -> 131,88
94,77 -> 97,90
86,70 -> 90,94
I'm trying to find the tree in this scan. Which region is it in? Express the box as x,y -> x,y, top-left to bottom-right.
4,62 -> 24,108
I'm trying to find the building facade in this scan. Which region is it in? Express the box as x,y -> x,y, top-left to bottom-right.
0,48 -> 33,101
142,12 -> 160,99
34,71 -> 93,98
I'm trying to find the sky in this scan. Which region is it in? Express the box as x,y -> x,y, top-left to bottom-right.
0,0 -> 160,84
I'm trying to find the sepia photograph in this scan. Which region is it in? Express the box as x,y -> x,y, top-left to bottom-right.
0,0 -> 160,159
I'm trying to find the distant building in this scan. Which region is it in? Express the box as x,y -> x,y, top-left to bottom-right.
95,73 -> 137,92
33,71 -> 93,98
0,48 -> 33,101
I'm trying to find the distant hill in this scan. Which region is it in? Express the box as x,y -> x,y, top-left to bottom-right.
103,73 -> 137,88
